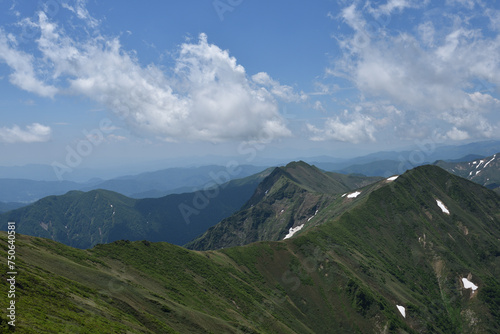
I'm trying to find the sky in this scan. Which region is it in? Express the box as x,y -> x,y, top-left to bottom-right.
0,0 -> 499,176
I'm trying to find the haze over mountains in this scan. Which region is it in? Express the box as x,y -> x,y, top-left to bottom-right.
1,140 -> 499,206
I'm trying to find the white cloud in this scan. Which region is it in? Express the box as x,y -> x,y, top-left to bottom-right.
313,101 -> 325,111
446,127 -> 470,140
418,21 -> 435,46
486,9 -> 500,31
368,0 -> 423,18
61,0 -> 99,28
1,10 -> 295,143
307,112 -> 376,143
0,123 -> 52,143
445,0 -> 476,10
251,72 -> 307,103
329,3 -> 500,140
0,29 -> 58,98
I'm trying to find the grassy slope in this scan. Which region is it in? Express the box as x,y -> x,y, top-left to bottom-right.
1,166 -> 499,333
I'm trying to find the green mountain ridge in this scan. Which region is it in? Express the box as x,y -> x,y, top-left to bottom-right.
1,165 -> 499,333
186,161 -> 383,250
0,170 -> 272,249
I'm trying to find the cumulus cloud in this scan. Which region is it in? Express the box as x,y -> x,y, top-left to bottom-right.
0,8 -> 298,143
0,123 -> 52,143
307,112 -> 376,143
251,72 -> 307,103
325,2 -> 500,141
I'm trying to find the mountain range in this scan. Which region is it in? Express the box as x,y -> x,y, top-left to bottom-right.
0,165 -> 268,204
2,140 -> 499,205
0,169 -> 272,248
1,164 -> 499,333
435,153 -> 500,194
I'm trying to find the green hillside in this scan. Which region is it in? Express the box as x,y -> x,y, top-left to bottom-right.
0,170 -> 272,249
186,161 -> 382,250
1,165 -> 499,333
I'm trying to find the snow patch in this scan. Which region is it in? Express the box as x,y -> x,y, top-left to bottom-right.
386,175 -> 399,182
397,305 -> 406,318
436,199 -> 450,215
462,278 -> 478,291
307,210 -> 319,222
484,154 -> 496,168
347,191 -> 361,198
341,193 -> 347,197
284,224 -> 304,240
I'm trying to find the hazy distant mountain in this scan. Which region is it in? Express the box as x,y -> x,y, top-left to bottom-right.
0,169 -> 272,248
0,179 -> 85,203
2,164 -> 499,333
0,165 -> 269,203
85,164 -> 269,198
314,140 -> 500,176
0,201 -> 25,213
435,152 -> 500,193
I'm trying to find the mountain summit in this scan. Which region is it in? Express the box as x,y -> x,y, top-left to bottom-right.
186,161 -> 382,250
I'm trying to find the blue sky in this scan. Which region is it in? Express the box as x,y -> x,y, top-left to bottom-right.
0,0 -> 499,175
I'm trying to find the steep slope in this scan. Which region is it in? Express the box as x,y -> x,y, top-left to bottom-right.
435,153 -> 500,193
0,170 -> 271,248
186,161 -> 382,250
1,165 -> 499,333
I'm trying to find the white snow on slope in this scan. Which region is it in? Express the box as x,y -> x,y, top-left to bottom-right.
284,224 -> 304,240
397,305 -> 406,318
386,175 -> 399,182
462,278 -> 478,291
436,199 -> 450,215
347,191 -> 361,198
484,154 -> 497,168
